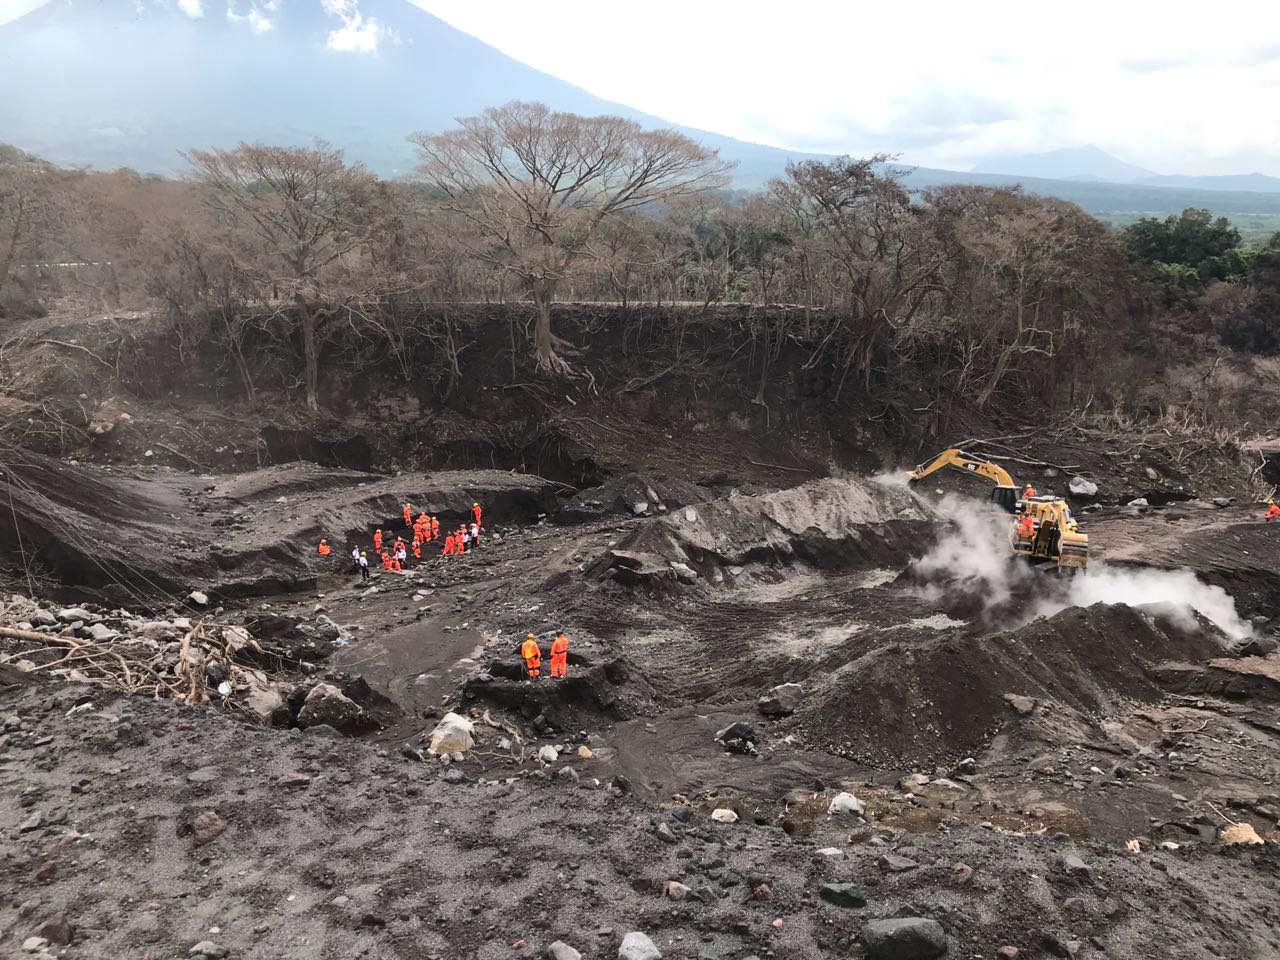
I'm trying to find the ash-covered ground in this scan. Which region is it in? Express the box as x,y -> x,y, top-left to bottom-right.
5,458 -> 1280,960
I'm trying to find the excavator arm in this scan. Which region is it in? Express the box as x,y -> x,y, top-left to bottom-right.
907,448 -> 1019,513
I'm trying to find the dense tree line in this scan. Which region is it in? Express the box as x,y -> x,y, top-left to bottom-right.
2,102 -> 1277,417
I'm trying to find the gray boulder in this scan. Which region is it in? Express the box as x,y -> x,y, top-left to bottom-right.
819,882 -> 867,908
757,682 -> 803,717
56,607 -> 93,623
670,562 -> 698,584
861,918 -> 947,960
619,932 -> 662,960
547,943 -> 582,960
1068,477 -> 1098,499
297,683 -> 367,733
86,623 -> 120,643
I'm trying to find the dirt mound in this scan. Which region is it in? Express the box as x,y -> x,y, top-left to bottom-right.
0,453 -> 558,605
795,602 -> 1232,767
587,477 -> 933,588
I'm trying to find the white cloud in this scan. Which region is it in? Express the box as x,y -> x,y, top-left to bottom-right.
323,0 -> 385,55
411,0 -> 1280,176
177,0 -> 203,17
226,1 -> 274,34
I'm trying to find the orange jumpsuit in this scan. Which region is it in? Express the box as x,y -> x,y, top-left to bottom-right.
431,517 -> 439,540
1017,515 -> 1034,539
412,541 -> 421,559
1023,485 -> 1036,499
521,637 -> 541,679
403,504 -> 412,527
549,633 -> 569,678
472,503 -> 483,527
442,534 -> 456,556
380,551 -> 392,571
317,541 -> 331,556
1266,504 -> 1280,522
373,530 -> 383,553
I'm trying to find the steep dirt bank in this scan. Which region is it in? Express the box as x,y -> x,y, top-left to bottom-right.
0,454 -> 557,604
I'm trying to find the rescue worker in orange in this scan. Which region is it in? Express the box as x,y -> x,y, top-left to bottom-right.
442,533 -> 456,556
373,528 -> 383,554
1023,483 -> 1036,499
521,633 -> 542,680
380,550 -> 393,571
1016,513 -> 1034,539
412,540 -> 421,560
1266,500 -> 1280,522
472,502 -> 483,528
549,629 -> 569,679
431,516 -> 440,540
317,538 -> 331,557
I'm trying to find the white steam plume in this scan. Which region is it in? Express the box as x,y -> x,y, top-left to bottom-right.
907,491 -> 1253,640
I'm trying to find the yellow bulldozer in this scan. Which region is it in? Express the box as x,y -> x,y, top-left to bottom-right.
907,448 -> 1089,572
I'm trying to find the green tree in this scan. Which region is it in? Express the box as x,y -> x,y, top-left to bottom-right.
1122,208 -> 1244,284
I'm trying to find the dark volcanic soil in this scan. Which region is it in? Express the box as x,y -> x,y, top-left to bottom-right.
5,406 -> 1280,957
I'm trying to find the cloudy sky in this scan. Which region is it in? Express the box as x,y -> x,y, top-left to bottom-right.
2,0 -> 1278,174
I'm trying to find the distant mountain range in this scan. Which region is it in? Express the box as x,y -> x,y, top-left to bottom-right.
3,0 -> 1280,221
972,145 -> 1280,194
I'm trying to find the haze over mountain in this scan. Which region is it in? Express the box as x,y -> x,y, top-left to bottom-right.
3,0 -> 1280,217
973,144 -> 1280,194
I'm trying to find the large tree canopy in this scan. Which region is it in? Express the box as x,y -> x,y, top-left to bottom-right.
411,100 -> 732,374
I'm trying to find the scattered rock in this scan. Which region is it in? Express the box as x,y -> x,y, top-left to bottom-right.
85,622 -> 120,642
861,918 -> 948,960
189,942 -> 229,959
819,883 -> 867,908
1236,636 -> 1279,658
1127,498 -> 1149,508
191,810 -> 227,846
18,811 -> 42,833
275,772 -> 312,789
1221,822 -> 1264,846
36,914 -> 72,944
188,591 -> 209,606
21,938 -> 49,954
714,722 -> 758,756
577,745 -> 593,759
670,562 -> 698,584
997,948 -> 1019,959
1003,693 -> 1036,716
187,766 -> 219,784
877,853 -> 919,873
664,880 -> 692,901
710,808 -> 739,824
757,682 -> 803,717
547,942 -> 582,960
427,712 -> 475,756
1212,497 -> 1231,507
1062,853 -> 1091,877
950,862 -> 974,885
752,883 -> 773,901
1068,477 -> 1098,499
55,607 -> 93,623
655,822 -> 678,843
827,792 -> 865,816
816,847 -> 844,859
297,683 -> 367,734
443,767 -> 465,785
619,931 -> 662,960
34,860 -> 56,882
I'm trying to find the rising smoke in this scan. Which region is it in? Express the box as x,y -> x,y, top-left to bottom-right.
906,492 -> 1254,641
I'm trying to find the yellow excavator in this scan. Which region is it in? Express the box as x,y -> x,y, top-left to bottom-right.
907,448 -> 1089,572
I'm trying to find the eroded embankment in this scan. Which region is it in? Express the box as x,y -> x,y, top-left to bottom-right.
0,454 -> 558,605
586,477 -> 934,588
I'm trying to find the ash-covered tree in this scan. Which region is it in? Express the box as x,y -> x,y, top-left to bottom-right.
0,145 -> 61,309
182,141 -> 378,410
411,101 -> 732,375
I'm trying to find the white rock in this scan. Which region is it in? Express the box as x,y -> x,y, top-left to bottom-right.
684,508 -> 697,522
828,791 -> 865,816
22,937 -> 49,953
56,607 -> 93,623
670,562 -> 698,584
428,712 -> 475,756
816,847 -> 845,858
1068,476 -> 1098,498
710,808 -> 739,823
188,590 -> 209,606
85,622 -> 120,642
1128,498 -> 1149,507
618,932 -> 662,960
548,942 -> 582,960
631,501 -> 650,516
538,745 -> 560,763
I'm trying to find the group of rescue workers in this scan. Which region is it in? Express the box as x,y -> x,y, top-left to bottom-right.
314,500 -> 574,679
315,500 -> 486,582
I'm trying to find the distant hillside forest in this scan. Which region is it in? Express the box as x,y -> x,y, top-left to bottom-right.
3,103 -> 1279,431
